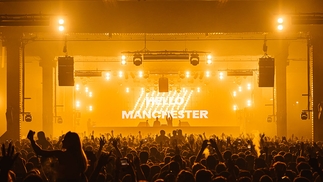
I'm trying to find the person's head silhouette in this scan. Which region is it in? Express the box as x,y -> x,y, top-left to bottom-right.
62,131 -> 82,152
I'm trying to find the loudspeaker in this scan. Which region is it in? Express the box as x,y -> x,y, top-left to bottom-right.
159,77 -> 168,92
58,56 -> 74,86
258,57 -> 275,87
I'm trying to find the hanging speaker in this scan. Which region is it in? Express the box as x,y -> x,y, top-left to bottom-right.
258,57 -> 275,87
159,77 -> 168,92
58,56 -> 74,86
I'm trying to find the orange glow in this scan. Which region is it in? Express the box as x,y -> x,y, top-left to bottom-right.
247,83 -> 251,90
247,99 -> 251,107
121,55 -> 126,65
76,101 -> 80,108
58,18 -> 65,25
118,71 -> 123,78
105,73 -> 111,80
206,71 -> 210,77
277,24 -> 284,30
58,25 -> 65,32
219,72 -> 224,80
277,17 -> 284,23
75,84 -> 80,90
186,71 -> 190,78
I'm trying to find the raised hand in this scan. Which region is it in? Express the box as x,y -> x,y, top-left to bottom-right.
97,151 -> 112,167
27,130 -> 36,141
99,136 -> 106,148
209,138 -> 218,149
201,140 -> 209,150
0,142 -> 19,171
112,139 -> 118,148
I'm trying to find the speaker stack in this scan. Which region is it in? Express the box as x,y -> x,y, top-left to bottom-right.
58,56 -> 74,86
258,57 -> 275,87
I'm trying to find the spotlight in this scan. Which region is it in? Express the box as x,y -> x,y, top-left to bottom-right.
133,53 -> 142,66
25,112 -> 32,122
121,55 -> 127,65
57,116 -> 63,124
301,111 -> 308,120
276,17 -> 284,31
57,18 -> 65,32
206,55 -> 212,64
190,53 -> 199,66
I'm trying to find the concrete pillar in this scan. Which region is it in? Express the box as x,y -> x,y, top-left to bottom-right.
39,57 -> 55,137
312,32 -> 323,141
0,30 -> 22,141
275,41 -> 289,137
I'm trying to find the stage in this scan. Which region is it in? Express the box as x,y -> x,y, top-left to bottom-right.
88,125 -> 241,137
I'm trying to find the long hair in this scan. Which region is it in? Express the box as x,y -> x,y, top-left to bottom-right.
63,132 -> 88,173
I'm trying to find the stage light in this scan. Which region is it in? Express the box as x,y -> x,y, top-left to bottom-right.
121,55 -> 127,65
58,25 -> 65,32
277,18 -> 284,23
75,84 -> 80,91
138,71 -> 143,78
301,111 -> 308,120
57,18 -> 65,32
233,105 -> 237,111
89,105 -> 93,111
126,87 -> 129,93
186,71 -> 190,78
57,116 -> 63,124
105,73 -> 111,80
25,112 -> 32,122
276,17 -> 284,31
247,100 -> 251,107
197,87 -> 201,92
58,18 -> 65,25
85,87 -> 89,93
206,55 -> 212,64
89,92 -> 92,97
118,71 -> 123,78
277,24 -> 284,30
238,86 -> 242,92
76,101 -> 80,108
247,83 -> 251,90
133,53 -> 142,66
190,53 -> 199,66
219,72 -> 224,80
233,91 -> 237,97
206,71 -> 210,78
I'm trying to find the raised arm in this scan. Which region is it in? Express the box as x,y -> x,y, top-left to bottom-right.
111,138 -> 122,158
27,130 -> 63,158
0,142 -> 19,182
210,138 -> 224,162
195,140 -> 209,163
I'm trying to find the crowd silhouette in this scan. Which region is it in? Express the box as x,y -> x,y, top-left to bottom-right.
0,129 -> 321,182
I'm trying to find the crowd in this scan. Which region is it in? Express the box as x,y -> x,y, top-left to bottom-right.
0,129 -> 322,182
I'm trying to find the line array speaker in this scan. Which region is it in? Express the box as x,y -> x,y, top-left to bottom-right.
58,56 -> 74,86
258,57 -> 275,87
